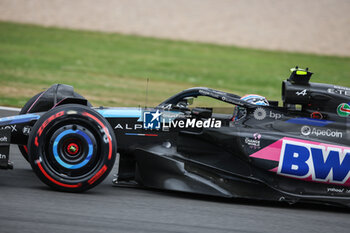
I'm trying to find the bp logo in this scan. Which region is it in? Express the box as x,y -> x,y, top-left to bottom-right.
253,107 -> 267,120
337,103 -> 350,117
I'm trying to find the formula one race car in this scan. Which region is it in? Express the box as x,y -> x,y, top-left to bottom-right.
1,67 -> 350,207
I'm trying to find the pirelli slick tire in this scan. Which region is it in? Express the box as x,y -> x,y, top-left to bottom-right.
27,104 -> 116,192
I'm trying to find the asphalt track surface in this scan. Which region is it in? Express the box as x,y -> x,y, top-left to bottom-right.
0,108 -> 350,233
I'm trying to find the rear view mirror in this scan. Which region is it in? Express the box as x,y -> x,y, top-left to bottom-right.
184,97 -> 194,105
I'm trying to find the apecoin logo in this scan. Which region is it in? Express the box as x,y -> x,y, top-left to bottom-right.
301,125 -> 343,138
301,126 -> 312,136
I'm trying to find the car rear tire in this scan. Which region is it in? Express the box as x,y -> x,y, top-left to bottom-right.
27,104 -> 116,192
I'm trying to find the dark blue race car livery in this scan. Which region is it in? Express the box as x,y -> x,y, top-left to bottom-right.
1,67 -> 350,208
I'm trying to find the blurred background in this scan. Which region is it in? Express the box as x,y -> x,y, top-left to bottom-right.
0,0 -> 349,107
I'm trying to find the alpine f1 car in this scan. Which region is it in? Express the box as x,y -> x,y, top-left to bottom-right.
1,67 -> 350,207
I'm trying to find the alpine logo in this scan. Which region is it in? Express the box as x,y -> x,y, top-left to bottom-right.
296,89 -> 307,96
277,139 -> 350,184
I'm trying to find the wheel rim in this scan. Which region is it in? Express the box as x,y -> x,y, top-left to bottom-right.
67,142 -> 79,155
52,128 -> 93,169
43,124 -> 102,179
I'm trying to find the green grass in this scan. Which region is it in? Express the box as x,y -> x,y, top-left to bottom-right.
0,21 -> 349,108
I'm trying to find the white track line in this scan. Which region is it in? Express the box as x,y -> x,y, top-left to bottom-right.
0,106 -> 21,111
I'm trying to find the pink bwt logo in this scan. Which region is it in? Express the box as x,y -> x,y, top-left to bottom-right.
250,137 -> 350,185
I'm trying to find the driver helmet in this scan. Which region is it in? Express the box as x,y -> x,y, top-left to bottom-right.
233,94 -> 269,121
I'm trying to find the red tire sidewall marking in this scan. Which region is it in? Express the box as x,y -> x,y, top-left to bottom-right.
37,161 -> 82,188
35,111 -> 65,147
82,112 -> 113,160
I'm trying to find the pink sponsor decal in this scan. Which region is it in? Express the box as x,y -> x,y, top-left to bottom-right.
251,137 -> 350,186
